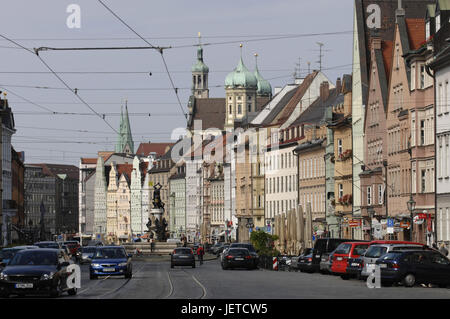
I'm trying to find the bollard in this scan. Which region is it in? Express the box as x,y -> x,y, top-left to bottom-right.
273,257 -> 278,271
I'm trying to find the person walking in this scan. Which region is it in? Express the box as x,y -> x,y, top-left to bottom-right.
439,243 -> 448,257
150,238 -> 155,253
196,245 -> 204,265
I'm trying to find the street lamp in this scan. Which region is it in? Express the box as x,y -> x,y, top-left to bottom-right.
367,207 -> 375,241
407,195 -> 416,241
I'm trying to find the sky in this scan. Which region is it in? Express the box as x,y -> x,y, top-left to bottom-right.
0,0 -> 354,166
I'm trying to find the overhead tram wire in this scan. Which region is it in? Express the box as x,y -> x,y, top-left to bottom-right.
96,0 -> 188,121
0,86 -> 55,113
0,33 -> 119,134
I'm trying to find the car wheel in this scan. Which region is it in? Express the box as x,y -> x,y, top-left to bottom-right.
341,275 -> 350,280
50,279 -> 62,297
403,273 -> 416,287
125,271 -> 132,279
68,288 -> 77,296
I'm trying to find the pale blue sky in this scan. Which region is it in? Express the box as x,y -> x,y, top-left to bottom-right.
0,0 -> 354,165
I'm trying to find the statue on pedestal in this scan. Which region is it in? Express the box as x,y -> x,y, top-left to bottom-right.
147,183 -> 169,241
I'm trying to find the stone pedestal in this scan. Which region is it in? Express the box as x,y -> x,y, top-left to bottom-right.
150,208 -> 164,220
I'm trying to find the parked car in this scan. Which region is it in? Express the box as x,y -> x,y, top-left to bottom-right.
211,243 -> 223,255
78,246 -> 97,264
0,246 -> 39,268
331,241 -> 369,279
217,244 -> 230,257
86,240 -> 103,247
319,249 -> 336,274
63,241 -> 80,256
376,249 -> 450,287
359,241 -> 427,280
89,246 -> 132,279
221,248 -> 254,270
311,238 -> 361,272
0,248 -> 76,297
171,248 -> 195,268
229,243 -> 259,268
297,250 -> 315,273
290,248 -> 312,271
34,241 -> 61,249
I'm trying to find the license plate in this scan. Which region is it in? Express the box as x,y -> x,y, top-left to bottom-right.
235,258 -> 244,261
351,263 -> 359,267
103,268 -> 115,272
379,264 -> 387,268
15,283 -> 33,289
179,256 -> 188,258
337,257 -> 343,261
316,255 -> 321,258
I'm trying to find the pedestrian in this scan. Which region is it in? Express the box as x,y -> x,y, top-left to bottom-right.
439,243 -> 449,257
196,245 -> 204,265
150,238 -> 155,253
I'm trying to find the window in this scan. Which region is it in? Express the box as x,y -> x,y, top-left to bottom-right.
411,64 -> 416,91
421,169 -> 426,193
338,184 -> 343,199
337,139 -> 343,155
420,120 -> 425,145
436,14 -> 441,32
367,186 -> 372,206
378,184 -> 384,205
248,104 -> 252,112
237,104 -> 242,114
420,65 -> 425,89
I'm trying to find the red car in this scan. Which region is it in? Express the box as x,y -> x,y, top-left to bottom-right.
331,241 -> 369,279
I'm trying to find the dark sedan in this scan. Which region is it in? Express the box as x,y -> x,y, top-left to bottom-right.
345,257 -> 364,279
221,248 -> 254,270
229,243 -> 259,268
171,248 -> 195,268
298,250 -> 315,273
0,248 -> 76,298
376,250 -> 450,287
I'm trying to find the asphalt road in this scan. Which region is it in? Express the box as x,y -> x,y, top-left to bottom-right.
57,258 -> 450,299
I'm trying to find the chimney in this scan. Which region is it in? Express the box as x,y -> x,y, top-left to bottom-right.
335,78 -> 342,94
396,0 -> 405,23
320,81 -> 329,101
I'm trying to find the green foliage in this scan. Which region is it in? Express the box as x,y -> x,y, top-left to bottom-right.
250,230 -> 279,257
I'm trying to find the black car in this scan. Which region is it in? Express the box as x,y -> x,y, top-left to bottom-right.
171,248 -> 195,268
221,248 -> 254,270
229,243 -> 259,268
311,238 -> 360,272
376,250 -> 450,287
291,248 -> 313,271
0,248 -> 76,298
34,241 -> 61,249
298,250 -> 315,273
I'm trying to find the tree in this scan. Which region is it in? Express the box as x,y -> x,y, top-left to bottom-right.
250,230 -> 279,256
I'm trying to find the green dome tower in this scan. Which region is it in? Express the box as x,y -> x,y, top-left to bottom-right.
191,32 -> 209,99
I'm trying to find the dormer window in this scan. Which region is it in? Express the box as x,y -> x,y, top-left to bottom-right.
237,96 -> 242,101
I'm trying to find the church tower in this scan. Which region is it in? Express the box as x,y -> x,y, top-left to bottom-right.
115,101 -> 134,154
224,44 -> 258,130
191,32 -> 209,99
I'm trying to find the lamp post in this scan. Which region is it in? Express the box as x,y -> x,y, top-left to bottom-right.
367,207 -> 375,241
407,195 -> 416,242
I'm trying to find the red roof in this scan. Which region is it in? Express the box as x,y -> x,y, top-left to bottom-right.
116,164 -> 133,181
80,158 -> 97,164
136,143 -> 174,157
405,18 -> 426,51
382,40 -> 393,81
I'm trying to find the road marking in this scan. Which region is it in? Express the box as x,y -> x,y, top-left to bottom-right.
96,262 -> 146,298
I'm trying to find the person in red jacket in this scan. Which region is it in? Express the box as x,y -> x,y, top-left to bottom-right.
196,245 -> 204,265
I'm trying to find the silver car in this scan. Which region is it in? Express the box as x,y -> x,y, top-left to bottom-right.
360,243 -> 425,279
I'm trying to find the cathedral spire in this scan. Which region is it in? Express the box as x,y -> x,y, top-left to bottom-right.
115,101 -> 134,154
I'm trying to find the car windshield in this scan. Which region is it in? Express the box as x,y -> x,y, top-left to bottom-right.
36,243 -> 60,249
0,249 -> 19,260
9,250 -> 58,266
334,243 -> 352,255
82,247 -> 96,253
365,246 -> 388,258
353,244 -> 369,255
230,244 -> 255,252
228,249 -> 249,256
175,248 -> 192,255
93,248 -> 126,259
